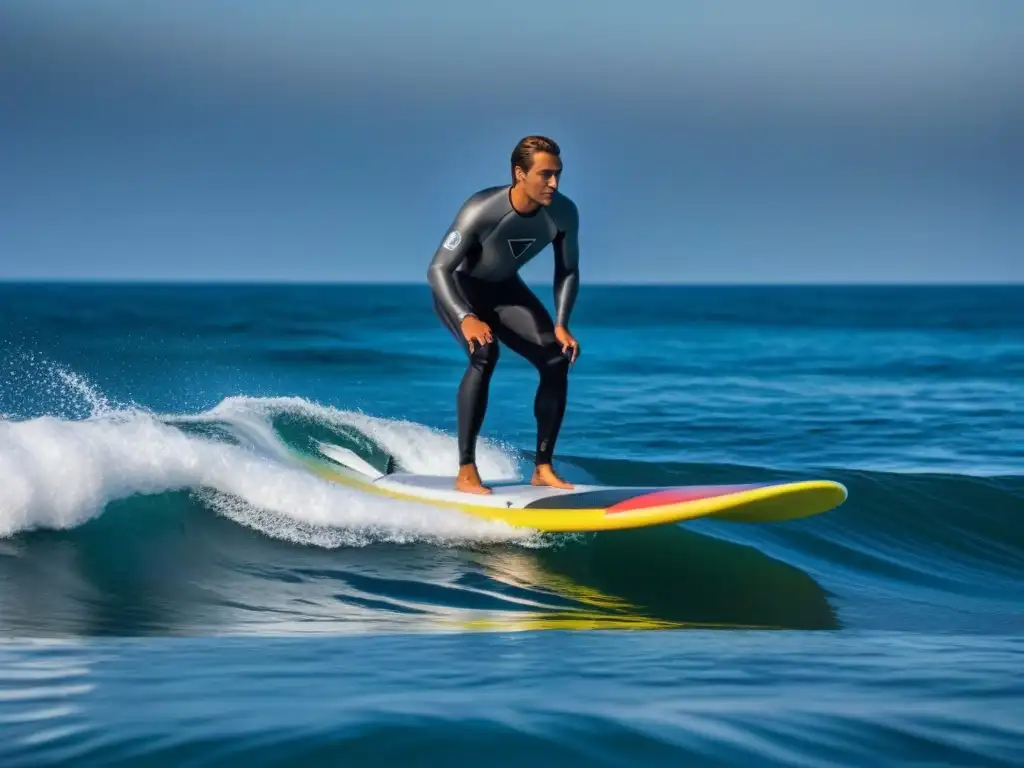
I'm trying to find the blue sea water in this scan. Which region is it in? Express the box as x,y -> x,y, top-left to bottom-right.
0,283 -> 1022,765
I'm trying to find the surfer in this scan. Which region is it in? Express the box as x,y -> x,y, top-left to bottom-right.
427,135 -> 581,495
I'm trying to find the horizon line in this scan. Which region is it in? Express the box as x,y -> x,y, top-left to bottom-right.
0,278 -> 1021,288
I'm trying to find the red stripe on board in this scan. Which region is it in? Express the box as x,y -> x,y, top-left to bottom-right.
605,485 -> 766,514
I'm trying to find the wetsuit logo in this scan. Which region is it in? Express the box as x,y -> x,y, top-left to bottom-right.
443,230 -> 462,250
507,238 -> 535,259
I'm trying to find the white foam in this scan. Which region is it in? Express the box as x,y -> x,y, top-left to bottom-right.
0,397 -> 541,548
0,350 -> 120,421
190,394 -> 523,481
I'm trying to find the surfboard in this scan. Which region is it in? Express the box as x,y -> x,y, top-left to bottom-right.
303,443 -> 848,533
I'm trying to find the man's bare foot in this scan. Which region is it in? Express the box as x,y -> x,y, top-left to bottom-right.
455,463 -> 492,494
531,463 -> 574,489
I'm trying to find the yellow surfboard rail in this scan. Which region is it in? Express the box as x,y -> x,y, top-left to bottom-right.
303,457 -> 848,533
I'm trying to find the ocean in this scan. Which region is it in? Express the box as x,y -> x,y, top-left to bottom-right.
1,282 -> 1022,765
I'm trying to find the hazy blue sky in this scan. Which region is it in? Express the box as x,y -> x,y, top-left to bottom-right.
2,1 -> 1021,283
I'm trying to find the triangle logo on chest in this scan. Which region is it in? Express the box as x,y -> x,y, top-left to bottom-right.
508,238 -> 536,259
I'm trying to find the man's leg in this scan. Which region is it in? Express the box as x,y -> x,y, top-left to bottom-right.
432,285 -> 499,493
455,337 -> 499,465
491,278 -> 573,488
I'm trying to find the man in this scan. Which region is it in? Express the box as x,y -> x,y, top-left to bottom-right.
427,135 -> 581,495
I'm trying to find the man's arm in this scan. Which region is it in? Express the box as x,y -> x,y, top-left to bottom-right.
426,201 -> 482,321
552,198 -> 580,328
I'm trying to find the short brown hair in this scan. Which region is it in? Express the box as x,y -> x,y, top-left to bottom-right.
510,135 -> 560,183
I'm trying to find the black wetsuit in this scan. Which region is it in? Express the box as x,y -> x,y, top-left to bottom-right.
427,185 -> 580,466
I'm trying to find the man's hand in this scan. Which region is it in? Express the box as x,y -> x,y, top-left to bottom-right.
461,315 -> 493,353
554,324 -> 580,365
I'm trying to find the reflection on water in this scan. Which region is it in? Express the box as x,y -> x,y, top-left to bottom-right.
0,491 -> 837,638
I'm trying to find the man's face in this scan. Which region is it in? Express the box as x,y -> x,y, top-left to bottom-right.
517,151 -> 562,205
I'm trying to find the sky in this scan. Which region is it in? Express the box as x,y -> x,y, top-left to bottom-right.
1,1 -> 1022,283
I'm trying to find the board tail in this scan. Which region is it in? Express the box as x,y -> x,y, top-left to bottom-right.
315,440 -> 395,480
